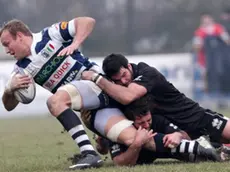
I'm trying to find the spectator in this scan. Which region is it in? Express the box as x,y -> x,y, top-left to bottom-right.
193,13 -> 230,95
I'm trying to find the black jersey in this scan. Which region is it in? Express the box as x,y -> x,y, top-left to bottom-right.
131,62 -> 204,128
151,115 -> 181,134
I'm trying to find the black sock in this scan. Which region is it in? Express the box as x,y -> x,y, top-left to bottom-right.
57,108 -> 97,155
153,133 -> 170,152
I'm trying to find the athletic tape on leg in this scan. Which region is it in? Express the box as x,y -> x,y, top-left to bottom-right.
57,84 -> 82,110
106,119 -> 133,142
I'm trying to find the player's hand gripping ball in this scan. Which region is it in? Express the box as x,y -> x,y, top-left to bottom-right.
8,68 -> 36,104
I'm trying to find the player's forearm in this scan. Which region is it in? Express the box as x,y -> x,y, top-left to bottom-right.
2,90 -> 19,111
97,78 -> 135,105
73,17 -> 95,47
113,143 -> 142,166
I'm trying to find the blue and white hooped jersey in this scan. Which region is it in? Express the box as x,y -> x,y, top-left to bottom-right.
14,20 -> 101,93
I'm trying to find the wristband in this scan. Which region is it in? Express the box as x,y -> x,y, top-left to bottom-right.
95,75 -> 102,85
91,73 -> 99,82
91,73 -> 103,84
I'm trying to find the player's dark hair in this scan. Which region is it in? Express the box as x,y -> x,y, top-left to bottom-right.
124,95 -> 152,121
0,19 -> 32,39
102,53 -> 129,78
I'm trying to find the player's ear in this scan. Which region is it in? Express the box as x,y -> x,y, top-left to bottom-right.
16,32 -> 23,41
127,63 -> 132,70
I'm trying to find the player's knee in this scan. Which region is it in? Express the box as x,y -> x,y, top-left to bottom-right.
57,84 -> 82,110
47,95 -> 57,116
47,92 -> 70,116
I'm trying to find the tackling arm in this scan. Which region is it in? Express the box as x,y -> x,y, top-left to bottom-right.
112,142 -> 142,166
111,127 -> 155,166
96,77 -> 147,105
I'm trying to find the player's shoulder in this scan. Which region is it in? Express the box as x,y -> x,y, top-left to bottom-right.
136,62 -> 158,74
136,62 -> 150,71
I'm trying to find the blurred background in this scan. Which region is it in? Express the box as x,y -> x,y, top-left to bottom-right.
1,0 -> 230,117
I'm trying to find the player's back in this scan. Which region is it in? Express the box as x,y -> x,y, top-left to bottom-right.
133,62 -> 204,124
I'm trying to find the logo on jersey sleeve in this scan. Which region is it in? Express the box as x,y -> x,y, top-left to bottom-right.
134,75 -> 143,81
169,123 -> 178,130
111,144 -> 121,154
212,118 -> 223,130
60,21 -> 68,30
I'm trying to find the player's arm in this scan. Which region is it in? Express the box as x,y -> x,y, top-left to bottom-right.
152,115 -> 190,139
112,127 -> 154,166
71,17 -> 95,49
49,17 -> 95,56
82,64 -> 158,105
96,78 -> 147,105
2,71 -> 31,111
111,127 -> 145,166
112,141 -> 142,166
151,115 -> 190,147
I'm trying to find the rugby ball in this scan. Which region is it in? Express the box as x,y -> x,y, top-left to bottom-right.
13,68 -> 36,104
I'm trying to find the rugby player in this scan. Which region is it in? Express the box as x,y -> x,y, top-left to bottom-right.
1,18 -> 184,170
0,17 -> 126,170
81,53 -> 230,145
95,96 -> 224,166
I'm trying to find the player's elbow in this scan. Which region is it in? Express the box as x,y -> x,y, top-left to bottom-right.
88,17 -> 96,25
76,17 -> 95,25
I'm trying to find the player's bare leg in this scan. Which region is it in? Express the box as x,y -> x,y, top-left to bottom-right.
47,88 -> 103,170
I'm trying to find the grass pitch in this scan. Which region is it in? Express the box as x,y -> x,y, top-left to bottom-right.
0,112 -> 230,172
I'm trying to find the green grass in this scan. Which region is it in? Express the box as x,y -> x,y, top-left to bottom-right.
0,112 -> 230,172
